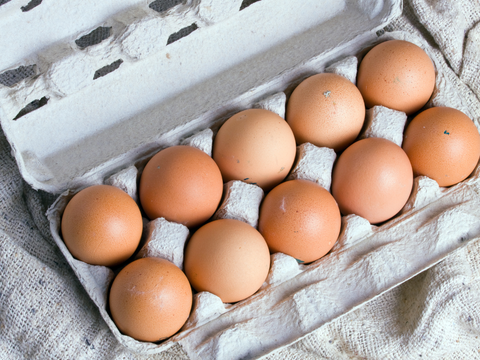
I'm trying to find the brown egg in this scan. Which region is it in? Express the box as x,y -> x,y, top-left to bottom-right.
139,145 -> 223,228
402,107 -> 480,187
357,40 -> 436,115
332,137 -> 413,224
109,257 -> 192,342
61,184 -> 143,267
258,179 -> 341,264
286,73 -> 365,152
184,219 -> 270,303
213,109 -> 296,191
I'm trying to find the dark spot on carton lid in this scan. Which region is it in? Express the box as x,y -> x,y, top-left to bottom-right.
76,27 -> 112,49
93,59 -> 123,80
13,96 -> 49,120
21,0 -> 42,12
0,64 -> 36,87
167,23 -> 198,45
240,0 -> 261,11
149,0 -> 182,13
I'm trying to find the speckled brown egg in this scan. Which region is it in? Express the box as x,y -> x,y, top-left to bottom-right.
61,184 -> 143,267
139,145 -> 223,228
402,106 -> 480,187
213,108 -> 296,191
357,40 -> 436,115
286,73 -> 366,152
109,257 -> 192,342
184,219 -> 270,303
332,137 -> 413,224
258,179 -> 341,264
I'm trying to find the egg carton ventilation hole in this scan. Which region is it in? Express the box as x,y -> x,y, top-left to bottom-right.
167,23 -> 198,45
75,27 -> 113,49
13,96 -> 49,120
21,0 -> 42,12
149,0 -> 184,13
93,59 -> 124,80
240,0 -> 262,11
0,65 -> 36,87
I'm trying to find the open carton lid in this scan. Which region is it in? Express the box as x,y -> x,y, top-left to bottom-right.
0,0 -> 402,194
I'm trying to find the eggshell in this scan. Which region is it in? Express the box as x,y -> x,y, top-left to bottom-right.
184,219 -> 270,303
402,107 -> 480,187
212,109 -> 296,191
286,73 -> 365,152
139,145 -> 223,228
331,137 -> 413,224
109,257 -> 192,342
357,40 -> 436,115
61,185 -> 143,267
258,179 -> 341,264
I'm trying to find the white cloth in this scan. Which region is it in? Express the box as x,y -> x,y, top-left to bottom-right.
1,1 -> 480,359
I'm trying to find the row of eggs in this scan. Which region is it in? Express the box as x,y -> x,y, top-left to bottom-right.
60,40 -> 480,342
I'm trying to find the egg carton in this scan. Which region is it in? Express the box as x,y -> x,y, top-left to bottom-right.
3,0 -> 480,359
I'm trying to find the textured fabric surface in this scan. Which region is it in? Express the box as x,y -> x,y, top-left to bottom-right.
2,1 -> 480,359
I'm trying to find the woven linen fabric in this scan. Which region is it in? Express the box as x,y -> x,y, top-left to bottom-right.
1,1 -> 480,359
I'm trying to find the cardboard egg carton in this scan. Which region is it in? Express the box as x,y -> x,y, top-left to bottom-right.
3,0 -> 480,359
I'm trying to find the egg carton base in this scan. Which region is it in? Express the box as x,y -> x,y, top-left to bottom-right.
39,7 -> 480,360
